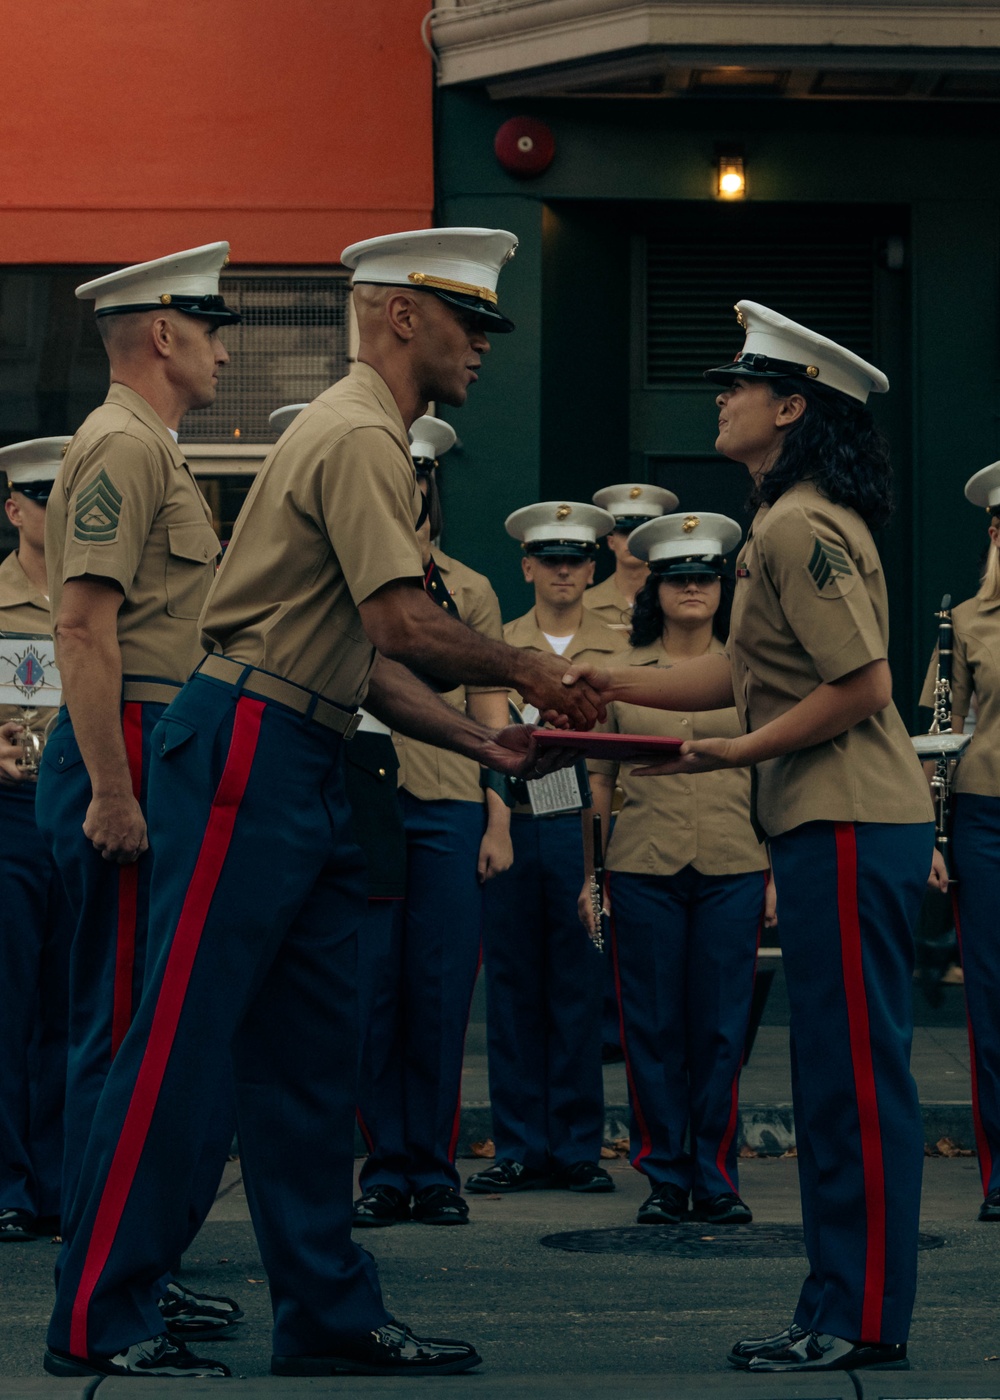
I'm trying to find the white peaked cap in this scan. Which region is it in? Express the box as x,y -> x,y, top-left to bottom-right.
965,461 -> 1000,512
628,511 -> 743,567
705,300 -> 888,403
505,501 -> 616,550
75,242 -> 240,322
0,436 -> 72,486
341,227 -> 518,331
592,482 -> 679,521
268,404 -> 309,436
410,416 -> 457,462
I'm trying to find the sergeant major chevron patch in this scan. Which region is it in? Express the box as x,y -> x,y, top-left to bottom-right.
74,470 -> 122,543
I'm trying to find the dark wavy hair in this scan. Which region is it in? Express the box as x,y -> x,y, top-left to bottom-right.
748,377 -> 893,530
629,570 -> 734,648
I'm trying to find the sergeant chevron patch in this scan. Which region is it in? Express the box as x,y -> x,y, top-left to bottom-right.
74,469 -> 123,542
806,536 -> 854,596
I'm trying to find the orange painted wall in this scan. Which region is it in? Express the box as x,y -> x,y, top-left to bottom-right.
0,0 -> 433,264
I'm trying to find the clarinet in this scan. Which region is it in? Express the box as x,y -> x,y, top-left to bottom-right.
920,594 -> 969,877
588,812 -> 609,953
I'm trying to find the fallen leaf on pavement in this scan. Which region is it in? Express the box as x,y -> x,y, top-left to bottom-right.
469,1139 -> 495,1159
600,1146 -> 617,1160
934,1136 -> 974,1158
738,1145 -> 760,1159
780,1147 -> 798,1158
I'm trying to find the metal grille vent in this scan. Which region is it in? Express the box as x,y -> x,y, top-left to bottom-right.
180,271 -> 351,443
645,233 -> 875,387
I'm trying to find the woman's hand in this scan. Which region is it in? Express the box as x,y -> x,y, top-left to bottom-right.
927,846 -> 949,893
578,878 -> 596,936
477,826 -> 513,883
764,876 -> 778,928
631,735 -> 747,777
0,723 -> 28,785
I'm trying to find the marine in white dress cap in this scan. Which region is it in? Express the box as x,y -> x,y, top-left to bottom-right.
965,461 -> 1000,514
628,511 -> 742,577
505,501 -> 616,559
704,300 -> 888,403
75,242 -> 241,324
341,227 -> 518,333
410,415 -> 457,475
0,436 -> 72,503
592,482 -> 679,535
268,404 -> 309,436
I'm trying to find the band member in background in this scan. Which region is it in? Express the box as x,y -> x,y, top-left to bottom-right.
0,439 -> 72,1241
355,415 -> 512,1229
565,303 -> 934,1374
43,228 -> 601,1382
584,483 -> 678,633
467,500 -> 619,1197
580,512 -> 771,1228
36,244 -> 243,1341
921,460 -> 1000,1222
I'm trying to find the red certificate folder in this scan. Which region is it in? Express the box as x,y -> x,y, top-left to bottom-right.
533,731 -> 686,762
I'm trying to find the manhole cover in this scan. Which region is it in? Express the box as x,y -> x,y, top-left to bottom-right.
539,1225 -> 946,1258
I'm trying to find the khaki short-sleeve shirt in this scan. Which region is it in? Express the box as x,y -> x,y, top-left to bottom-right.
588,637 -> 766,877
0,551 -> 56,752
731,482 -> 932,837
920,594 -> 1000,798
393,550 -> 507,805
582,574 -> 635,634
200,363 -> 423,705
46,385 -> 220,684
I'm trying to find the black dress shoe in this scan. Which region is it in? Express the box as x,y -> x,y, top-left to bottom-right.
352,1184 -> 411,1227
746,1331 -> 908,1372
44,1335 -> 232,1378
637,1182 -> 688,1223
728,1321 -> 807,1367
271,1322 -> 482,1376
159,1279 -> 245,1338
691,1191 -> 752,1224
0,1208 -> 37,1242
550,1161 -> 615,1193
411,1186 -> 470,1225
979,1187 -> 1000,1221
465,1160 -> 551,1193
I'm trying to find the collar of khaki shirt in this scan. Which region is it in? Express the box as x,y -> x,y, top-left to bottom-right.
614,634 -> 727,671
505,603 -> 620,659
104,382 -> 191,469
342,361 -> 411,453
0,550 -> 48,614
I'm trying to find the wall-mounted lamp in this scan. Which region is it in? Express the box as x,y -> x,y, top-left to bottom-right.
716,151 -> 747,201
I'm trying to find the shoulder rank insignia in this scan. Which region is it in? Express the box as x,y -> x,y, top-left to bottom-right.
74,469 -> 122,543
807,536 -> 854,596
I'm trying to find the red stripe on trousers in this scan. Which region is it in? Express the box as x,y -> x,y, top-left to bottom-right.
111,704 -> 145,1057
952,892 -> 992,1193
448,944 -> 483,1164
834,823 -> 887,1343
714,871 -> 768,1192
609,897 -> 654,1169
70,696 -> 265,1360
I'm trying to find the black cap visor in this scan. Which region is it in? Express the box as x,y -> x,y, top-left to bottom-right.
96,294 -> 242,325
427,288 -> 515,334
8,480 -> 53,504
524,539 -> 598,560
613,516 -> 658,535
652,555 -> 725,578
704,350 -> 816,388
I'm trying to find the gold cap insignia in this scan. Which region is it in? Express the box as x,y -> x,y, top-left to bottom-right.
629,486 -> 642,499
806,365 -> 819,378
735,305 -> 747,330
223,255 -> 230,267
556,504 -> 572,520
160,293 -> 172,305
683,515 -> 700,533
60,442 -> 70,458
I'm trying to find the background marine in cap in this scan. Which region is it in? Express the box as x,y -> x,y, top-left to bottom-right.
36,242 -> 243,1364
0,438 -> 72,1245
44,228 -> 602,1383
584,483 -> 678,632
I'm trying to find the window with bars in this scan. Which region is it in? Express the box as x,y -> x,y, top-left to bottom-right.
179,270 -> 352,443
644,230 -> 876,389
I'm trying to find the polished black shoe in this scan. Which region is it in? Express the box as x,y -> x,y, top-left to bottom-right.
352,1184 -> 411,1227
272,1322 -> 482,1376
691,1191 -> 752,1225
979,1187 -> 1000,1221
637,1182 -> 688,1223
0,1208 -> 37,1242
465,1160 -> 551,1193
44,1335 -> 232,1378
746,1331 -> 908,1372
550,1161 -> 615,1194
728,1321 -> 808,1367
411,1185 -> 470,1225
159,1279 -> 245,1338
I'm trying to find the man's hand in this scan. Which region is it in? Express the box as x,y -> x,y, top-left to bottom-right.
0,722 -> 28,785
764,876 -> 778,929
83,792 -> 149,865
518,654 -> 606,730
631,735 -> 747,777
928,846 -> 949,893
478,826 -> 514,883
478,724 -> 582,780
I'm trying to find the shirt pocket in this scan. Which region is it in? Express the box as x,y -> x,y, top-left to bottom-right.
165,523 -> 221,620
